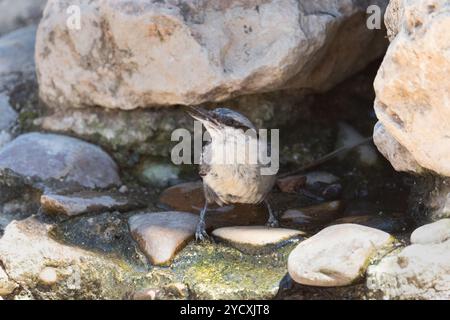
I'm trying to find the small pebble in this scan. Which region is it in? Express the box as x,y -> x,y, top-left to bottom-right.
39,267 -> 58,286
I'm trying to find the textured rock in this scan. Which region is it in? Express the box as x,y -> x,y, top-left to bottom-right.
0,265 -> 17,296
0,0 -> 46,36
212,226 -> 304,254
0,217 -> 140,299
288,224 -> 394,287
128,212 -> 199,266
36,0 -> 388,109
367,239 -> 450,299
410,219 -> 450,245
172,241 -> 293,300
41,191 -> 134,217
0,133 -> 121,189
304,171 -> 339,187
373,122 -> 422,173
374,0 -> 450,176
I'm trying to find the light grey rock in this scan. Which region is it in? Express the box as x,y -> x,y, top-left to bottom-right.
0,0 -> 46,36
36,0 -> 388,109
129,212 -> 199,266
212,226 -> 304,254
374,0 -> 450,176
0,132 -> 121,189
41,191 -> 134,217
304,171 -> 339,187
288,224 -> 394,287
367,239 -> 450,299
410,219 -> 450,245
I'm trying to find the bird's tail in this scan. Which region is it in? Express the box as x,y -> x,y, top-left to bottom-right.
277,136 -> 374,178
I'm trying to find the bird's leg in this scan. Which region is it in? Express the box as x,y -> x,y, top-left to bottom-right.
264,199 -> 279,228
195,201 -> 210,241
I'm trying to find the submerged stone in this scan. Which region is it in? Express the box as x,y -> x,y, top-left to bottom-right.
281,201 -> 343,230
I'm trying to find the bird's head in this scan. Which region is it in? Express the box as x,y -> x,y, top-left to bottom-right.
185,106 -> 256,132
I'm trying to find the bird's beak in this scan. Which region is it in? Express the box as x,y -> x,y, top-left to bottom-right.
183,106 -> 220,127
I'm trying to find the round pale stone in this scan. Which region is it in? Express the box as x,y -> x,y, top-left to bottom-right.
288,224 -> 394,287
411,219 -> 450,245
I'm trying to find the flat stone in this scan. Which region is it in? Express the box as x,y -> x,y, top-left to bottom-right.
128,212 -> 199,266
0,132 -> 121,189
158,181 -> 267,227
281,201 -> 343,230
41,191 -> 133,217
277,175 -> 307,193
367,240 -> 450,299
410,219 -> 450,245
0,265 -> 17,296
212,226 -> 304,254
288,224 -> 394,287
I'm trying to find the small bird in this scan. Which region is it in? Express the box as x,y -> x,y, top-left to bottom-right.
186,106 -> 278,240
186,106 -> 373,241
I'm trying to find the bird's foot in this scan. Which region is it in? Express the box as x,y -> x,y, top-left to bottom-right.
266,217 -> 280,228
195,221 -> 209,242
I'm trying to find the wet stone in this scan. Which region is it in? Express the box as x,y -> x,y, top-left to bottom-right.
277,175 -> 307,193
281,201 -> 343,231
172,242 -> 294,300
128,212 -> 199,266
305,171 -> 339,187
288,224 -> 395,287
40,191 -> 138,217
212,226 -> 304,255
158,181 -> 268,228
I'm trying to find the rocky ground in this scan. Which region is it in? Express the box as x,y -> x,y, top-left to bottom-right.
1,0 -> 450,300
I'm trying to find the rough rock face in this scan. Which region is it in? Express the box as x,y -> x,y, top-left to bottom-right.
0,217 -> 139,299
367,220 -> 450,300
373,0 -> 450,176
0,0 -> 46,36
0,133 -> 121,189
36,0 -> 388,109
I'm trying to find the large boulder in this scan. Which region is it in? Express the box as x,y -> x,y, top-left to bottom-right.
373,0 -> 450,176
36,0 -> 388,110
